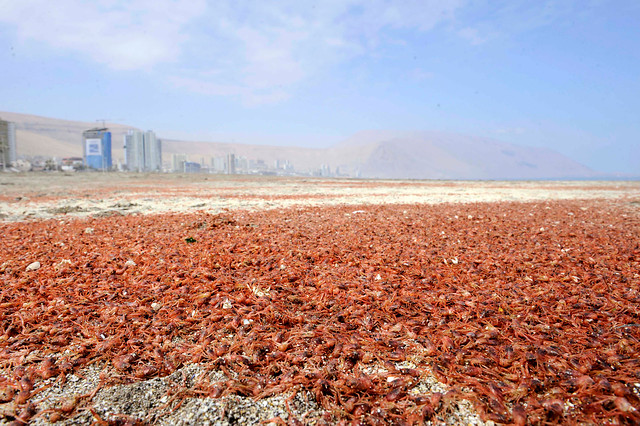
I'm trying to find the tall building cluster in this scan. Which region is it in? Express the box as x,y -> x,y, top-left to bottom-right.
172,153 -> 244,174
4,118 -> 310,175
169,152 -> 304,175
0,118 -> 17,170
124,130 -> 161,172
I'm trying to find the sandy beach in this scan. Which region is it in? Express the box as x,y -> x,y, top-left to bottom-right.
1,173 -> 639,425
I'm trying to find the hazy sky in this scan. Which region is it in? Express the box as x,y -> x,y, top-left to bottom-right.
1,0 -> 638,174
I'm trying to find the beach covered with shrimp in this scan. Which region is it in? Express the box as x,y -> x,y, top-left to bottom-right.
1,177 -> 640,424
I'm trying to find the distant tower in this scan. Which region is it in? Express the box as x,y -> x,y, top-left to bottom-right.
124,130 -> 161,172
124,130 -> 144,172
212,156 -> 225,173
0,118 -> 17,170
172,153 -> 187,172
144,131 -> 161,172
83,128 -> 112,170
226,153 -> 236,174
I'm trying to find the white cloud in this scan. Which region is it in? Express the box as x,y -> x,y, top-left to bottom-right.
182,0 -> 465,104
454,1 -> 581,46
457,27 -> 489,45
0,0 -> 206,70
168,76 -> 290,106
0,0 -> 463,102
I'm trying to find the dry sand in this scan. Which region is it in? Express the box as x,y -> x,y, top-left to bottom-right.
1,173 -> 638,222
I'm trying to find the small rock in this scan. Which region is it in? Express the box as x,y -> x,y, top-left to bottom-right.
222,299 -> 232,310
26,261 -> 40,272
84,227 -> 94,234
151,302 -> 162,311
124,260 -> 136,268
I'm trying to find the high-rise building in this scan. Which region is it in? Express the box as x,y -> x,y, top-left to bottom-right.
144,131 -> 161,172
211,156 -> 226,173
0,119 -> 17,170
236,155 -> 248,173
124,130 -> 144,172
172,153 -> 188,172
124,130 -> 162,172
83,128 -> 112,170
226,153 -> 236,174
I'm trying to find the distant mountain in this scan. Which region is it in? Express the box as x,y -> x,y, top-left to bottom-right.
328,131 -> 597,179
0,111 -> 597,179
0,111 -> 135,162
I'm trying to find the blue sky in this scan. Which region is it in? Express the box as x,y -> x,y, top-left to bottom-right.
1,0 -> 638,174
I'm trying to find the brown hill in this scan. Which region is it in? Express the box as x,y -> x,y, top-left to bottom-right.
0,111 -> 135,163
329,131 -> 598,179
0,111 -> 597,179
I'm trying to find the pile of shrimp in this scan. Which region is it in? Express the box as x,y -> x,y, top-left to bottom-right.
1,199 -> 639,424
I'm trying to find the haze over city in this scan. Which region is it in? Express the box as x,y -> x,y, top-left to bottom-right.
1,0 -> 639,175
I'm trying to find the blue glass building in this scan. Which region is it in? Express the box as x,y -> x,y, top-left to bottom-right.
83,128 -> 112,170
